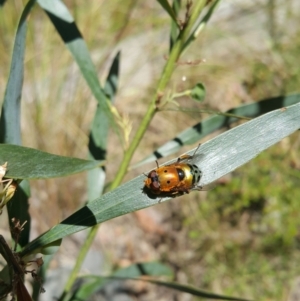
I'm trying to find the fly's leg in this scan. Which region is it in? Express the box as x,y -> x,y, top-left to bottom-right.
177,143 -> 202,163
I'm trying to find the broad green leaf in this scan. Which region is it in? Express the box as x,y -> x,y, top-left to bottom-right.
21,102 -> 300,257
0,144 -> 103,179
134,93 -> 300,166
190,82 -> 205,101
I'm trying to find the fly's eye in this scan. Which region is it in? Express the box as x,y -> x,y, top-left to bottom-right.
176,168 -> 185,181
152,181 -> 160,189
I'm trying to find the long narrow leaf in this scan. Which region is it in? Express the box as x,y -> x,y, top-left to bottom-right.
37,0 -> 119,132
156,0 -> 179,27
182,0 -> 221,51
0,0 -> 35,144
0,0 -> 36,245
134,93 -> 300,166
87,51 -> 121,201
0,144 -> 103,179
73,262 -> 173,300
73,274 -> 248,301
21,102 -> 300,256
138,278 -> 249,301
169,0 -> 181,51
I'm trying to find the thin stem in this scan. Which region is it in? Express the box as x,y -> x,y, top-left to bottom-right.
110,1 -> 206,190
163,108 -> 252,120
59,225 -> 100,301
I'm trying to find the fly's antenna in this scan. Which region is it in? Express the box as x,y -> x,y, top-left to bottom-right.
192,143 -> 202,158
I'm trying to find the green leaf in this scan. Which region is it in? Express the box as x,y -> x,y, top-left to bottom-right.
139,279 -> 249,301
182,0 -> 221,51
87,51 -> 121,201
36,239 -> 62,255
74,262 -> 173,300
0,144 -> 103,179
113,262 -> 173,278
20,102 -> 300,257
103,51 -> 120,102
74,275 -> 247,301
0,0 -> 36,246
169,0 -> 181,51
0,0 -> 35,144
0,264 -> 10,299
37,0 -> 119,132
7,180 -> 31,247
135,93 -> 300,165
190,82 -> 205,101
156,0 -> 179,27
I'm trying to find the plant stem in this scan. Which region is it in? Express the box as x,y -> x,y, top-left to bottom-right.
110,0 -> 206,190
59,224 -> 101,300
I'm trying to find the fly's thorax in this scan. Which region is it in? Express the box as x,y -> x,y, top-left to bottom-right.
173,163 -> 195,188
187,164 -> 202,186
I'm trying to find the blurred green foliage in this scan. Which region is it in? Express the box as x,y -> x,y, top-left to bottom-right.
186,133 -> 300,300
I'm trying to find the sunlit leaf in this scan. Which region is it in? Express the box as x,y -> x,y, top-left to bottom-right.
134,93 -> 300,166
20,102 -> 300,256
0,144 -> 103,179
37,0 -> 119,133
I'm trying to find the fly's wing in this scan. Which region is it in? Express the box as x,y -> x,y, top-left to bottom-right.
190,181 -> 216,191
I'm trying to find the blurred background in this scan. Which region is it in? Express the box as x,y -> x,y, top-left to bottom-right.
1,0 -> 300,300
